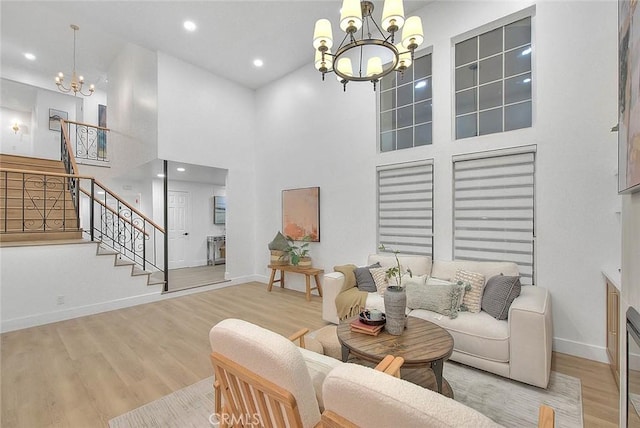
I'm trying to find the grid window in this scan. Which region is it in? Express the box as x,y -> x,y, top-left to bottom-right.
454,17 -> 532,139
377,160 -> 433,257
452,150 -> 536,284
380,53 -> 433,152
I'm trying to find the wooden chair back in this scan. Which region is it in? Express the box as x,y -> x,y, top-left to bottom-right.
211,351 -> 307,428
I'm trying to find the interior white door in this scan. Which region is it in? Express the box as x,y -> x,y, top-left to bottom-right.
168,190 -> 189,269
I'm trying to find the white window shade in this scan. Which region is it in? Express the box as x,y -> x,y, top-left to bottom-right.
453,151 -> 535,284
377,160 -> 433,256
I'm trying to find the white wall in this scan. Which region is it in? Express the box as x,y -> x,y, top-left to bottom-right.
254,0 -> 619,361
107,43 -> 158,177
157,53 -> 256,281
0,242 -> 160,331
0,107 -> 32,156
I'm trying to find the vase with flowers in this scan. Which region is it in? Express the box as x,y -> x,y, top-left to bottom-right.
378,244 -> 412,335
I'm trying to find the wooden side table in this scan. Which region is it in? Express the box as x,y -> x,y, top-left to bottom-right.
267,264 -> 324,301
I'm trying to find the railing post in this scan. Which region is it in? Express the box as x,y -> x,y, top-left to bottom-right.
3,171 -> 7,233
143,219 -> 147,271
90,180 -> 95,242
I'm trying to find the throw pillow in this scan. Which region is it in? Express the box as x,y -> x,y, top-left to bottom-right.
401,274 -> 427,289
406,282 -> 465,319
482,274 -> 522,320
455,270 -> 485,313
333,264 -> 358,292
268,231 -> 289,251
426,277 -> 467,308
354,262 -> 381,293
369,267 -> 389,295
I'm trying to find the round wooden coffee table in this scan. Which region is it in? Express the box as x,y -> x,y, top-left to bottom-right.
337,316 -> 454,397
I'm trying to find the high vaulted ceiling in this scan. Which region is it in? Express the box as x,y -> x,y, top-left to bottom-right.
1,1 -> 429,91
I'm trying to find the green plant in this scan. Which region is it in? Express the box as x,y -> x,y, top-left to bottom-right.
378,244 -> 412,288
286,235 -> 311,265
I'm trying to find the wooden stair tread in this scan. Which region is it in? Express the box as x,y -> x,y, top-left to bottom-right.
0,230 -> 83,242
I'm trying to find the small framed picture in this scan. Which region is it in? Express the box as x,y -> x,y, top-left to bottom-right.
49,108 -> 68,132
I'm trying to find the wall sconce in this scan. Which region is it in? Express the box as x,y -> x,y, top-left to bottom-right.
12,121 -> 19,134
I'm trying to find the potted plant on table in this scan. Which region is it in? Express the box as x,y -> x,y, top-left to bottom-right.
378,244 -> 412,335
286,235 -> 312,267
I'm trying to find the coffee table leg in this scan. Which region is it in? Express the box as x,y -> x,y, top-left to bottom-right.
431,359 -> 444,394
341,344 -> 350,362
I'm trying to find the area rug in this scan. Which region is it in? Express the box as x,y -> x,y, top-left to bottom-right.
109,363 -> 582,428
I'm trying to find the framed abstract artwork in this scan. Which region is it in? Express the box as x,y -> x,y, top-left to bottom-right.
49,108 -> 68,132
619,0 -> 640,193
282,187 -> 320,242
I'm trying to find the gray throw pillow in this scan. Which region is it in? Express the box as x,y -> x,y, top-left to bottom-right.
354,262 -> 381,292
482,274 -> 522,320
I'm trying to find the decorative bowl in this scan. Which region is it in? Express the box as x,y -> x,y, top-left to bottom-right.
359,310 -> 386,326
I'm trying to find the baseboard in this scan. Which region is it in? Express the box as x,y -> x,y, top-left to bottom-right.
553,337 -> 608,363
0,275 -> 251,333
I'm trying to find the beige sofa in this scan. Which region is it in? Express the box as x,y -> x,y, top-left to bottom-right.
322,254 -> 553,388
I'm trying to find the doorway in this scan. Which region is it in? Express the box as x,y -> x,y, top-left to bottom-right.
168,190 -> 189,269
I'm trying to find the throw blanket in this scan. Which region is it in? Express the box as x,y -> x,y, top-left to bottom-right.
335,287 -> 368,320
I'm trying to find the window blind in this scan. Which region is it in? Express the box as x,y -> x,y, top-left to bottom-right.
377,160 -> 433,257
453,151 -> 535,284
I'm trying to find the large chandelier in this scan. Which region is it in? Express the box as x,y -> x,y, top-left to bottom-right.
55,25 -> 95,97
313,0 -> 424,91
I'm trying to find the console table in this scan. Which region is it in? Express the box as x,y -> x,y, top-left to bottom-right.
267,264 -> 324,301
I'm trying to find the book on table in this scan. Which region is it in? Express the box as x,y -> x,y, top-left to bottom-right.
350,319 -> 384,336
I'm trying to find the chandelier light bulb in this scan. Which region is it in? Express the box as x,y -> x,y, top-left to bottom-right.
315,49 -> 333,72
313,19 -> 334,51
382,0 -> 405,34
366,57 -> 383,77
395,43 -> 412,71
402,16 -> 424,50
340,0 -> 363,33
336,57 -> 353,77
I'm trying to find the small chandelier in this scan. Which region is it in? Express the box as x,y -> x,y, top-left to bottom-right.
313,0 -> 424,91
55,24 -> 95,97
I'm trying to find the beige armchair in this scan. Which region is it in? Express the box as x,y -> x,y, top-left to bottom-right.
208,319 -> 403,428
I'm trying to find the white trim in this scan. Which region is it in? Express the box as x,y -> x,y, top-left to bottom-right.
452,143 -> 537,162
451,5 -> 537,45
376,158 -> 434,171
553,337 -> 608,363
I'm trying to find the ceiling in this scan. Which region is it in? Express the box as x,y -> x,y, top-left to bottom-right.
0,0 -> 429,91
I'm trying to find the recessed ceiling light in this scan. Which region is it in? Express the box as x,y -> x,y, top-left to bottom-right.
253,59 -> 264,67
157,173 -> 166,178
523,78 -> 532,83
521,47 -> 532,56
184,21 -> 197,32
24,53 -> 36,61
415,81 -> 427,89
177,167 -> 186,172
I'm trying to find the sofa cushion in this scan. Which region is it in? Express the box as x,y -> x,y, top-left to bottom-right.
354,262 -> 381,292
334,264 -> 357,292
455,270 -> 485,313
482,275 -> 522,320
368,254 -> 432,277
299,347 -> 343,411
406,282 -> 465,319
409,309 -> 510,363
369,267 -> 389,295
431,260 -> 518,283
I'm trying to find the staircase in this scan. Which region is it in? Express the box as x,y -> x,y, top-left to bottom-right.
0,154 -> 82,242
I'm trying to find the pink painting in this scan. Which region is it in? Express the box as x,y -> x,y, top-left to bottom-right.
282,187 -> 320,242
619,0 -> 640,193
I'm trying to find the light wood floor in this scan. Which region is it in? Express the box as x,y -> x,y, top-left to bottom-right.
1,282 -> 619,427
165,264 -> 227,292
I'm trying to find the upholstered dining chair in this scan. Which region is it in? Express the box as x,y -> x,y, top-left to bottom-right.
208,318 -> 403,428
